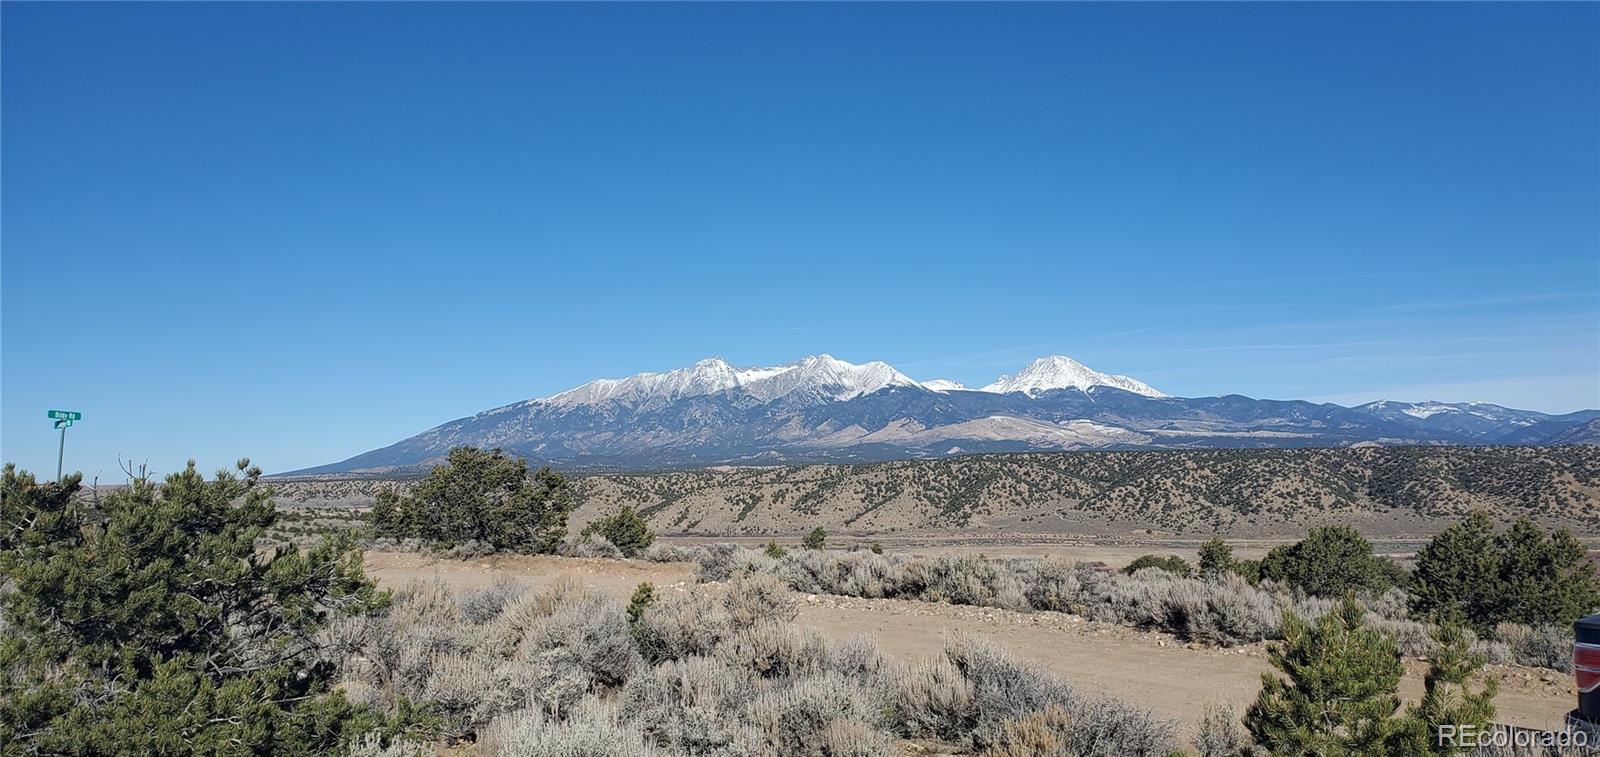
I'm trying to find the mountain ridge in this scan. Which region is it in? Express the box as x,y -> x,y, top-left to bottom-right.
268,446 -> 1600,539
290,354 -> 1599,475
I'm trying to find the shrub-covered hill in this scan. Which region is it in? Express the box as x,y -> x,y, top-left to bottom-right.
268,445 -> 1600,538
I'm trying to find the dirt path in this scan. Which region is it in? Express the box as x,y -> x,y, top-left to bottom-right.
364,552 -> 1578,735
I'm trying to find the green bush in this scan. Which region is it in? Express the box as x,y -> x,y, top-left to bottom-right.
1409,511 -> 1600,629
1258,526 -> 1401,596
1197,537 -> 1234,577
801,527 -> 827,550
0,461 -> 403,754
371,447 -> 572,553
1122,554 -> 1192,577
764,539 -> 787,558
626,583 -> 655,625
1383,621 -> 1497,756
584,506 -> 655,557
1246,594 -> 1498,757
1245,596 -> 1403,755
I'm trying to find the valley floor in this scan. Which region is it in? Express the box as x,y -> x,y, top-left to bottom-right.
364,551 -> 1579,738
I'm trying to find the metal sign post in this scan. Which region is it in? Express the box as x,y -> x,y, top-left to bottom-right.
47,410 -> 81,482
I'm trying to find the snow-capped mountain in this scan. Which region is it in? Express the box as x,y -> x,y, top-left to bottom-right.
1355,400 -> 1537,423
545,355 -> 918,407
980,356 -> 1165,398
288,354 -> 1598,475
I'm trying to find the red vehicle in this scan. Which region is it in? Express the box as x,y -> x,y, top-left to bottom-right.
1574,614 -> 1600,737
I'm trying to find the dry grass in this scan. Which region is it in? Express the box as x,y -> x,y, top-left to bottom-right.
325,565 -> 1181,755
656,544 -> 1582,672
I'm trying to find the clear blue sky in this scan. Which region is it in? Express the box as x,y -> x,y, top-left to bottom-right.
3,2 -> 1597,477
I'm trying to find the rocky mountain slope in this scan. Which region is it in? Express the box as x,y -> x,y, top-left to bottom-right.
271,446 -> 1600,538
291,354 -> 1599,475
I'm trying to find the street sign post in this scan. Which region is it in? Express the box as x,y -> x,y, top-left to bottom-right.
47,410 -> 81,481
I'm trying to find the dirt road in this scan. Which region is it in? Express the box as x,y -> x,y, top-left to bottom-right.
364,551 -> 1578,735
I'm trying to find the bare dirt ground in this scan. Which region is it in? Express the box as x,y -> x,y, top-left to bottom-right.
364,551 -> 1579,736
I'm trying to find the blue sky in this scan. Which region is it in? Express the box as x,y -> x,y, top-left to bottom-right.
3,2 -> 1597,477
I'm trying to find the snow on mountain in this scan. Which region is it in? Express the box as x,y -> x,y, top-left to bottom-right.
544,354 -> 921,408
979,356 -> 1166,398
1356,400 -> 1537,425
544,354 -> 1163,408
290,352 -> 1597,475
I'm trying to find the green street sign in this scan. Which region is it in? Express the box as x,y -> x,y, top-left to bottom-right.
47,410 -> 82,421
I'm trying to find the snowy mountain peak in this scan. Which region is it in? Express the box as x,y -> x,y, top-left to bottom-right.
922,379 -> 970,393
980,355 -> 1165,398
543,354 -> 921,408
743,354 -> 920,402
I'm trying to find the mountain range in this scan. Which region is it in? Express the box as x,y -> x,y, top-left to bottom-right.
290,354 -> 1600,475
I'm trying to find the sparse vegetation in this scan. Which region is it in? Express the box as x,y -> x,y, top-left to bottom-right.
1193,703 -> 1251,757
647,540 -> 1585,668
886,634 -> 1177,754
12,451 -> 1586,755
530,446 -> 1600,534
316,560 -> 1177,755
271,445 -> 1600,536
724,572 -> 799,627
802,526 -> 828,550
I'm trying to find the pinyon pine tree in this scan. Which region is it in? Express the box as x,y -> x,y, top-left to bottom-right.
1245,595 -> 1404,756
1383,621 -> 1497,756
0,460 -> 399,755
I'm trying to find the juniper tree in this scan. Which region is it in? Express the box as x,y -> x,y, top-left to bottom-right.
1198,536 -> 1234,578
801,526 -> 827,550
1410,512 -> 1600,629
584,505 -> 655,557
371,447 -> 572,553
1123,554 -> 1192,577
0,460 -> 399,755
1491,517 -> 1599,627
1409,511 -> 1499,625
1259,525 -> 1402,596
1245,595 -> 1403,756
